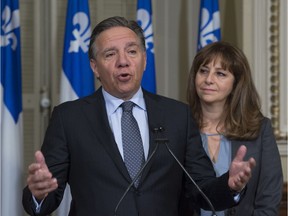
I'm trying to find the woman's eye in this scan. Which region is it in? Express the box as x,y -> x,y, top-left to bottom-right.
199,68 -> 208,73
217,71 -> 226,76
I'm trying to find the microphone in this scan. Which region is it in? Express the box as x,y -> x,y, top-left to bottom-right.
154,129 -> 217,216
114,127 -> 161,216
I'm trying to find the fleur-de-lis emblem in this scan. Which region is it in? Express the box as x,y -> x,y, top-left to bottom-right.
0,6 -> 20,50
198,8 -> 220,49
68,12 -> 90,53
137,9 -> 154,54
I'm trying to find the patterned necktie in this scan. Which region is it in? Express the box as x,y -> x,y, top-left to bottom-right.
121,101 -> 144,187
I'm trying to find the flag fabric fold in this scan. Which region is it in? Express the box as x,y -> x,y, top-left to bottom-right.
197,0 -> 221,51
57,0 -> 94,215
137,0 -> 156,93
0,0 -> 23,215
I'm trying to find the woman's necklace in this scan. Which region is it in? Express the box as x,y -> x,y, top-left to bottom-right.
206,133 -> 221,163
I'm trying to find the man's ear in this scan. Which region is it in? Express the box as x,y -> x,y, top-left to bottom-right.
143,52 -> 147,71
90,59 -> 99,78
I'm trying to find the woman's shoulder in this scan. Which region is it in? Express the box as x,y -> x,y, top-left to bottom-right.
260,117 -> 273,130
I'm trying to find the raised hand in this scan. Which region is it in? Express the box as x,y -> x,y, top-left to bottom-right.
228,145 -> 256,192
27,151 -> 58,200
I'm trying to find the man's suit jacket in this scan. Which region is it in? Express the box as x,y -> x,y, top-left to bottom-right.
226,118 -> 283,216
23,88 -> 236,216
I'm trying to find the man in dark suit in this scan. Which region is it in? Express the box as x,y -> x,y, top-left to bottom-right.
22,16 -> 255,216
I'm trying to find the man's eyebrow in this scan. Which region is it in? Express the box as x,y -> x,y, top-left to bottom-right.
125,41 -> 140,48
102,47 -> 117,53
101,42 -> 141,54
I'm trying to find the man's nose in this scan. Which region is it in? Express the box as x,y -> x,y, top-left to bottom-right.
116,52 -> 130,67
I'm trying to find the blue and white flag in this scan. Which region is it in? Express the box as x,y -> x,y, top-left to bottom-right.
197,0 -> 221,51
137,0 -> 156,93
60,0 -> 94,102
57,0 -> 94,215
0,0 -> 23,215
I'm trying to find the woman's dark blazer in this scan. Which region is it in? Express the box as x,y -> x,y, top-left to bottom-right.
23,87 -> 237,216
180,118 -> 283,216
226,118 -> 283,216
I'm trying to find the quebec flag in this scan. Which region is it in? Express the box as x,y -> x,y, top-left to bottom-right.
0,0 -> 23,215
60,0 -> 94,102
197,0 -> 221,51
57,0 -> 94,215
137,0 -> 156,93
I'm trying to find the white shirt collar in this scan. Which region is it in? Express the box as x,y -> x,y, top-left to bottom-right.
102,88 -> 146,116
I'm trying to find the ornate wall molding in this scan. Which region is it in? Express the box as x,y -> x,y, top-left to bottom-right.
269,0 -> 287,141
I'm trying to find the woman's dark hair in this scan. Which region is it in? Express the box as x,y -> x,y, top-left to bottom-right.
187,41 -> 264,140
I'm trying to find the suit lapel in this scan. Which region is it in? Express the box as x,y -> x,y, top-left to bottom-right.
139,91 -> 166,183
231,140 -> 253,161
231,140 -> 239,158
81,88 -> 131,182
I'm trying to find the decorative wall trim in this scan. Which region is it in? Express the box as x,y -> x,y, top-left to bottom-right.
269,0 -> 288,141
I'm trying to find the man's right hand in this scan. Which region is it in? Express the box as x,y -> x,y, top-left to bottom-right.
27,151 -> 58,200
